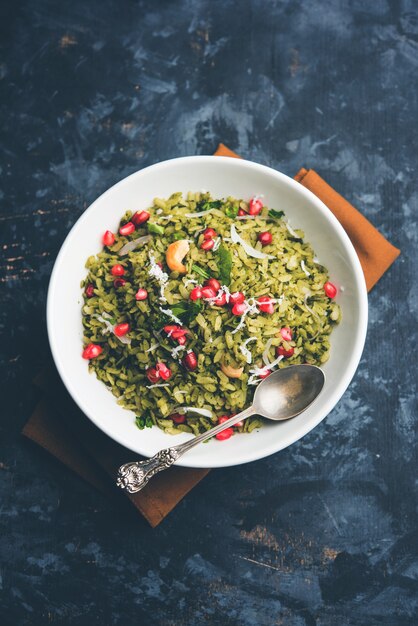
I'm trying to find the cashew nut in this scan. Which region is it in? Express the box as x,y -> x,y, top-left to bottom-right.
221,362 -> 244,379
166,240 -> 190,273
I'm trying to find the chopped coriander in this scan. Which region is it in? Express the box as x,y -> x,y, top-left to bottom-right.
268,208 -> 285,219
198,199 -> 222,211
135,414 -> 153,430
225,204 -> 239,219
147,222 -> 165,235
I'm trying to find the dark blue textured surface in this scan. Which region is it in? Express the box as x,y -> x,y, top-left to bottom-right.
1,1 -> 417,624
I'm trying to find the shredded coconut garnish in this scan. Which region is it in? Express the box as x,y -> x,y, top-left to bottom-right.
185,208 -> 215,218
313,256 -> 320,263
146,383 -> 170,389
171,344 -> 186,359
206,284 -> 231,306
285,221 -> 301,239
176,406 -> 213,418
231,297 -> 259,335
95,313 -> 131,345
145,342 -> 160,353
159,306 -> 183,325
156,208 -> 163,214
159,215 -> 173,220
301,260 -> 310,276
239,337 -> 257,364
184,278 -> 199,287
148,252 -> 169,301
231,224 -> 275,260
212,236 -> 221,251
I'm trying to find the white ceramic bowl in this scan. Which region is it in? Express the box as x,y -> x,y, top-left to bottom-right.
47,156 -> 368,468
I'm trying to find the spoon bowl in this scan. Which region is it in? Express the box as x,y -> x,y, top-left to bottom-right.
253,365 -> 325,421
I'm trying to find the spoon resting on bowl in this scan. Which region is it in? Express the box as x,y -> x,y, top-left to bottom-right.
116,364 -> 325,493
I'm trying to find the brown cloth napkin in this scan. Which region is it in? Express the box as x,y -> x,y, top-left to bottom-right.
23,143 -> 400,526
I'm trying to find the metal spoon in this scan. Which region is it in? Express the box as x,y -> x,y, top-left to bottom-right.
116,364 -> 325,493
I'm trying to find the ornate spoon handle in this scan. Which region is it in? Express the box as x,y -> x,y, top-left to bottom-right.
117,406 -> 255,493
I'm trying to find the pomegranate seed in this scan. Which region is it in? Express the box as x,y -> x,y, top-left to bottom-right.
156,261 -> 163,270
82,343 -> 103,360
135,288 -> 148,301
232,302 -> 247,316
114,323 -> 130,337
119,222 -> 135,236
132,210 -> 150,226
248,197 -> 264,215
213,292 -> 227,306
257,296 -> 275,314
113,278 -> 126,288
163,324 -> 178,334
200,238 -> 215,251
177,335 -> 187,345
238,208 -> 247,216
183,350 -> 198,371
156,362 -> 172,380
203,227 -> 217,239
258,231 -> 273,246
146,367 -> 160,384
111,264 -> 125,276
171,413 -> 186,424
171,329 -> 188,339
216,428 -> 234,441
324,281 -> 337,298
280,327 -> 293,341
85,283 -> 95,298
205,278 -> 221,291
277,346 -> 295,358
103,230 -> 115,246
218,416 -> 230,424
229,292 -> 245,305
258,369 -> 271,379
190,287 -> 203,301
201,286 -> 217,299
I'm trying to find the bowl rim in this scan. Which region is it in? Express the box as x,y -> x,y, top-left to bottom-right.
47,155 -> 368,467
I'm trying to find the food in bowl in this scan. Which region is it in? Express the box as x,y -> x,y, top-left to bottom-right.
81,192 -> 341,438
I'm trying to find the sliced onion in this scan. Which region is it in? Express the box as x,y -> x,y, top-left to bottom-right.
146,383 -> 170,389
285,221 -> 301,239
301,260 -> 310,276
119,235 -> 151,256
175,406 -> 213,418
262,338 -> 274,366
185,209 -> 215,218
230,224 -> 275,260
